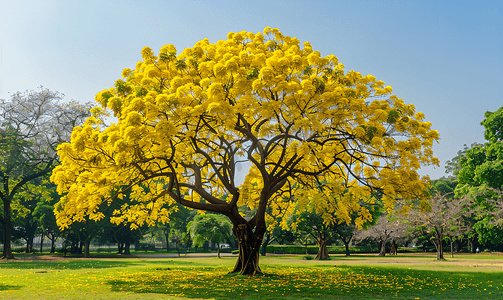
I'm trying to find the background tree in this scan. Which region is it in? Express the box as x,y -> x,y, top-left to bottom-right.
261,194 -> 297,256
456,106 -> 503,198
188,214 -> 232,258
291,177 -> 381,258
445,143 -> 481,177
63,217 -> 104,257
468,189 -> 503,251
355,215 -> 405,256
51,28 -> 439,275
405,194 -> 469,260
430,176 -> 458,196
290,211 -> 334,259
333,221 -> 358,257
162,205 -> 194,253
427,178 -> 471,256
0,88 -> 90,258
10,176 -> 58,253
11,183 -> 42,253
455,106 -> 503,251
261,220 -> 296,256
99,222 -> 144,255
33,185 -> 62,253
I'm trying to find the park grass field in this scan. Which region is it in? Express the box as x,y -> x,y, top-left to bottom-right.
1,253 -> 502,299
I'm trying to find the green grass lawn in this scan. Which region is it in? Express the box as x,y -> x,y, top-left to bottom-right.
1,254 -> 502,299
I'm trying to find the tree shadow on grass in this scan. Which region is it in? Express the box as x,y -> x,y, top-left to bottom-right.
0,259 -> 139,270
0,284 -> 23,291
107,269 -> 292,300
105,265 -> 503,300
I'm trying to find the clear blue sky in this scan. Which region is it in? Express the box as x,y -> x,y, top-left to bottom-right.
1,0 -> 502,180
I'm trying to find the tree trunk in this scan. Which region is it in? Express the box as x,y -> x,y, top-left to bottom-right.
433,232 -> 444,260
389,239 -> 397,256
343,240 -> 350,256
217,244 -> 221,258
26,236 -> 34,253
230,224 -> 263,275
84,238 -> 91,258
124,242 -> 131,255
261,233 -> 271,256
315,237 -> 329,260
450,238 -> 454,258
40,234 -> 45,253
164,233 -> 170,252
468,237 -> 477,253
436,240 -> 444,260
2,197 -> 14,259
50,234 -> 55,253
378,239 -> 386,257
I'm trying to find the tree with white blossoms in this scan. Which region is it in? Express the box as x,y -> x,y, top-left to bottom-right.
355,214 -> 405,256
0,87 -> 91,259
406,194 -> 470,260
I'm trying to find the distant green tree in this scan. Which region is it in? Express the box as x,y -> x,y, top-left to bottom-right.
33,185 -> 62,253
261,223 -> 297,256
290,211 -> 333,260
455,106 -> 503,251
188,214 -> 232,258
101,222 -> 144,255
456,107 -> 503,197
430,177 -> 458,197
164,205 -> 195,253
445,143 -> 481,177
333,222 -> 358,257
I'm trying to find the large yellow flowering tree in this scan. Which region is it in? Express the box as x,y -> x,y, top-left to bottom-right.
51,28 -> 439,275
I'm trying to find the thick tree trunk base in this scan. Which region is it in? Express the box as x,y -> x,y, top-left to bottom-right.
2,246 -> 14,259
124,243 -> 131,255
3,206 -> 14,260
230,224 -> 262,276
344,243 -> 351,257
50,238 -> 56,254
434,236 -> 445,260
389,240 -> 397,256
84,239 -> 91,258
378,241 -> 386,257
315,239 -> 329,260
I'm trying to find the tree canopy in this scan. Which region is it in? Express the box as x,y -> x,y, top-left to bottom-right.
51,28 -> 439,274
456,106 -> 503,198
1,87 -> 90,258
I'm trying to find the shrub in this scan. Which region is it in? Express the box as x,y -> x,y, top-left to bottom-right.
266,245 -> 318,255
137,243 -> 156,252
